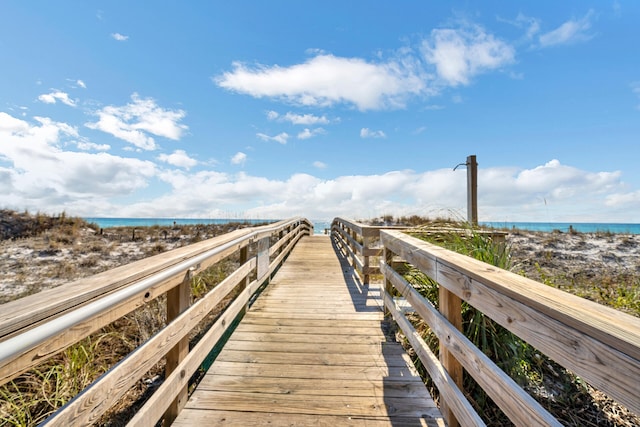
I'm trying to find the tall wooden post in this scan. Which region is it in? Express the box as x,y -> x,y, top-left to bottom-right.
467,155 -> 478,226
439,285 -> 463,427
164,271 -> 191,424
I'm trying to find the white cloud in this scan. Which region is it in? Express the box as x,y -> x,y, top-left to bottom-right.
231,152 -> 247,165
360,128 -> 386,139
0,118 -> 635,223
422,24 -> 515,86
0,112 -> 156,214
76,141 -> 110,151
539,10 -> 594,47
38,91 -> 77,107
216,54 -> 428,111
313,161 -> 327,169
86,93 -> 187,150
267,111 -> 331,125
256,132 -> 289,144
111,32 -> 129,41
158,149 -> 197,169
499,13 -> 540,40
297,128 -> 325,140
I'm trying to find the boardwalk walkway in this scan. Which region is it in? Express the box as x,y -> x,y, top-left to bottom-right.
173,235 -> 444,426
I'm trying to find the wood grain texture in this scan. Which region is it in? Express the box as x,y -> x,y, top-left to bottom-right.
172,235 -> 443,427
380,229 -> 640,418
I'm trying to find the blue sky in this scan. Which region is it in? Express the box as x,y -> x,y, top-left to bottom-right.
1,1 -> 639,222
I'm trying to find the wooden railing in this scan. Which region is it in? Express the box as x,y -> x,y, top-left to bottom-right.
332,219 -> 640,427
331,217 -> 405,284
0,217 -> 312,426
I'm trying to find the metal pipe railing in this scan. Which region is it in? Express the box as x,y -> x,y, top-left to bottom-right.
0,217 -> 310,369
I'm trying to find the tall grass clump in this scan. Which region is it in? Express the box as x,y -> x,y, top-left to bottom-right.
405,225 -> 533,424
403,222 -> 633,426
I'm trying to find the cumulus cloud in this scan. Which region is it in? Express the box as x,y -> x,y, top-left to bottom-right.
267,111 -> 330,125
422,24 -> 515,86
360,128 -> 386,139
0,112 -> 156,214
297,128 -> 325,140
158,149 -> 197,169
256,132 -> 289,144
111,32 -> 129,41
216,54 -> 428,111
539,10 -> 594,47
38,91 -> 77,107
0,117 -> 635,223
86,93 -> 187,150
76,141 -> 110,151
118,158 -> 636,222
231,152 -> 247,165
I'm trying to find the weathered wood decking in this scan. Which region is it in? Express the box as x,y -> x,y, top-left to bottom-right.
173,235 -> 444,426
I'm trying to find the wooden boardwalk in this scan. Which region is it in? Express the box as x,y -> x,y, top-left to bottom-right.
173,235 -> 444,426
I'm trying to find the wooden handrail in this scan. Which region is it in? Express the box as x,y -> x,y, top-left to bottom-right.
0,217 -> 313,426
331,217 -> 405,284
379,228 -> 640,426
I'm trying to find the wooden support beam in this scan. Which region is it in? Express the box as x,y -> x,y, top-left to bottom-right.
438,283 -> 463,427
163,270 -> 192,424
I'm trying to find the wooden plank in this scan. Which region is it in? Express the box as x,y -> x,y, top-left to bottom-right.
43,260 -> 256,426
209,361 -> 421,381
232,323 -> 389,337
384,288 -> 486,427
164,273 -> 191,423
383,260 -> 562,426
185,390 -> 437,417
197,375 -> 431,398
221,340 -> 406,356
173,410 -> 444,427
381,229 -> 640,416
0,228 -> 255,340
172,235 -> 442,426
215,349 -> 413,367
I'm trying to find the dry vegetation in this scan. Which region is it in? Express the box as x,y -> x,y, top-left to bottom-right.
1,211 -> 639,426
372,215 -> 640,426
0,210 -> 268,426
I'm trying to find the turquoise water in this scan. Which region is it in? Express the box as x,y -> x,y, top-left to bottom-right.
84,218 -> 640,235
481,222 -> 640,234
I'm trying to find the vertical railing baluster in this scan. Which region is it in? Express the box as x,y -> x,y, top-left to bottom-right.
363,235 -> 370,285
438,275 -> 463,427
383,246 -> 394,317
163,269 -> 192,424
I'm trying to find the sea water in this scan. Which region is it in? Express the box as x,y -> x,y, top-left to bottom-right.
481,222 -> 640,234
84,218 -> 640,235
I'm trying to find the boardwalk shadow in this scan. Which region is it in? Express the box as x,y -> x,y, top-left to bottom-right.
330,237 -> 381,313
331,237 -> 443,426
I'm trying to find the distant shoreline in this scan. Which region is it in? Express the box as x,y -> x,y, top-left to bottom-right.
84,217 -> 640,235
481,221 -> 640,234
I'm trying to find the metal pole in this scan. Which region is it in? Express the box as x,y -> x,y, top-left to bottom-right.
467,155 -> 478,226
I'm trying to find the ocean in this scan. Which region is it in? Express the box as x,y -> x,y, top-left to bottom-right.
84,218 -> 640,235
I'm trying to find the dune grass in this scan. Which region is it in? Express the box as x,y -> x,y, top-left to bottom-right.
390,218 -> 639,426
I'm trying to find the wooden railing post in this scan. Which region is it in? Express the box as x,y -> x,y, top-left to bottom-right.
439,283 -> 463,427
257,236 -> 270,284
363,235 -> 371,285
163,269 -> 192,424
383,247 -> 394,317
239,245 -> 250,312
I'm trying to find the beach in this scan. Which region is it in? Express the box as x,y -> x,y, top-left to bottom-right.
1,222 -> 639,311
